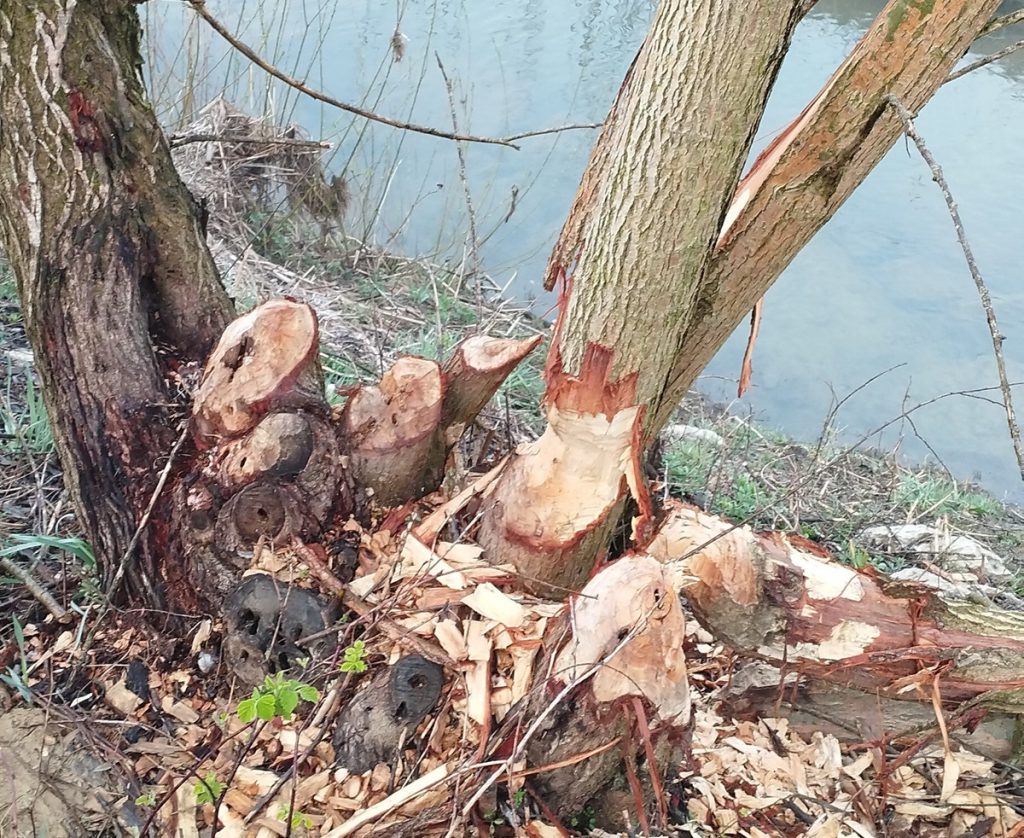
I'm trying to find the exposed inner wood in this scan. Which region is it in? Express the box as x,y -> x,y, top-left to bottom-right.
192,299 -> 320,444
649,504 -> 1024,702
441,334 -> 542,443
342,357 -> 445,506
215,411 -> 315,488
477,402 -> 641,596
509,556 -> 690,829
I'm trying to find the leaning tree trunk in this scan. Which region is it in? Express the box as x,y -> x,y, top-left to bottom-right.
480,0 -> 1002,598
0,0 -> 233,609
653,0 -> 1003,428
478,0 -> 806,598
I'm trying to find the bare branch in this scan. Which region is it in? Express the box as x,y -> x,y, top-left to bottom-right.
979,8 -> 1024,37
945,38 -> 1024,84
168,132 -> 331,150
886,93 -> 1024,481
184,0 -> 599,149
0,556 -> 69,623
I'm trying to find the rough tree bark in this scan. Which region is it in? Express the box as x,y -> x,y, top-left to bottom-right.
0,0 -> 233,608
478,0 -> 806,597
480,0 -> 1003,598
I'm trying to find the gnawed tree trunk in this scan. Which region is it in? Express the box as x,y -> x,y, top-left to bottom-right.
0,0 -> 233,608
648,503 -> 1024,760
481,0 -> 1002,598
479,0 -> 806,596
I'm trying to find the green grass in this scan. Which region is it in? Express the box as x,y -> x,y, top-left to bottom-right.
0,261 -> 16,304
894,473 -> 1001,519
2,372 -> 53,455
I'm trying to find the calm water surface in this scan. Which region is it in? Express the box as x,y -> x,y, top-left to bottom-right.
146,1 -> 1024,500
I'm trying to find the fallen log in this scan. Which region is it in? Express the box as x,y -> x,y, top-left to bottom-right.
647,503 -> 1024,755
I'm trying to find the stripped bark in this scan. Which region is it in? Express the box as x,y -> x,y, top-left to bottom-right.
654,0 -> 1002,428
648,504 -> 1024,714
480,0 -> 804,595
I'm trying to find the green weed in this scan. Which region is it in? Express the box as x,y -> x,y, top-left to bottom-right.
236,673 -> 319,723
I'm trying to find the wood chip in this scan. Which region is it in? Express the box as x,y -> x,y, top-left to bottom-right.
462,583 -> 527,627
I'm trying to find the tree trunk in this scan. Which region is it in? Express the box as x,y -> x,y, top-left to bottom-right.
0,0 -> 233,608
480,0 -> 1002,596
654,0 -> 1003,426
478,0 -> 805,597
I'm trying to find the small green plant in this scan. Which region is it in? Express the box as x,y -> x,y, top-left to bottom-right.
567,805 -> 597,831
135,790 -> 157,807
512,788 -> 526,808
339,639 -> 369,674
236,673 -> 319,723
193,771 -> 224,805
0,533 -> 95,571
842,541 -> 872,570
0,615 -> 31,703
277,804 -> 314,830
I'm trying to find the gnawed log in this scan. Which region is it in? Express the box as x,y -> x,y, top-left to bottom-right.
343,336 -> 541,507
341,357 -> 446,507
192,299 -> 321,444
719,662 -> 1022,762
648,503 -> 1024,704
441,334 -> 543,444
491,555 -> 691,831
185,300 -> 347,598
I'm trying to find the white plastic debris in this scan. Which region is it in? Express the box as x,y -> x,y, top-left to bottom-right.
858,522 -> 1011,583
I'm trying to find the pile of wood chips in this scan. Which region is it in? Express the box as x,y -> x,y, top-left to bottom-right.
11,513 -> 1024,837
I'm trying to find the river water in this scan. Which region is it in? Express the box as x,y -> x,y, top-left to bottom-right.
145,1 -> 1024,501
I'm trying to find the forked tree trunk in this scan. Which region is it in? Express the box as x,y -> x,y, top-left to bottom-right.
0,0 -> 233,608
478,0 -> 805,597
480,0 -> 1002,597
653,0 -> 1003,426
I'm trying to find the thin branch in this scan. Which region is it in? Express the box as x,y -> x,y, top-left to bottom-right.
0,556 -> 69,622
184,0 -> 599,150
107,425 -> 190,599
435,54 -> 481,307
979,8 -> 1024,37
885,93 -> 1024,480
168,132 -> 331,149
945,38 -> 1024,84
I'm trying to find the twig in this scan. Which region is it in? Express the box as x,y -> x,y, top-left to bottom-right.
0,556 -> 69,622
435,54 -> 482,310
108,424 -> 190,599
885,93 -> 1024,481
184,0 -> 598,150
979,9 -> 1024,37
945,38 -> 1024,84
168,132 -> 331,149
